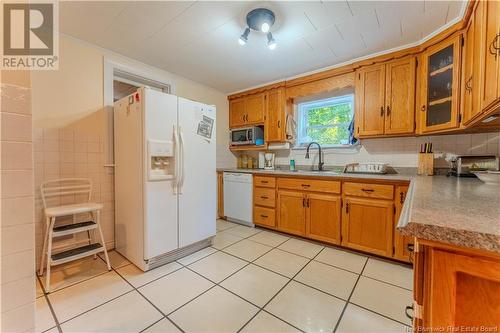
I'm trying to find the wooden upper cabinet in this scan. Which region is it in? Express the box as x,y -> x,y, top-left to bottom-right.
356,64 -> 386,136
265,87 -> 286,142
479,0 -> 500,111
461,9 -> 479,125
277,190 -> 306,236
341,197 -> 394,257
306,193 -> 341,245
229,98 -> 246,128
419,35 -> 462,133
245,93 -> 266,124
355,58 -> 416,137
385,58 -> 416,134
229,93 -> 265,128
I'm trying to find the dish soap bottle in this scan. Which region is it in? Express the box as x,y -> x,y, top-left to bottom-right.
290,159 -> 296,171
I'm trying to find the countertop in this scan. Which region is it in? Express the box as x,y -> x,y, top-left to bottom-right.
218,167 -> 500,253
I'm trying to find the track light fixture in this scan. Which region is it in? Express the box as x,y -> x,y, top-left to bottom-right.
238,8 -> 277,49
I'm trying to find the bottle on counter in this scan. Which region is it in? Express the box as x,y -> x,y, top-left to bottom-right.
290,159 -> 296,171
247,156 -> 253,169
237,155 -> 243,169
241,154 -> 248,169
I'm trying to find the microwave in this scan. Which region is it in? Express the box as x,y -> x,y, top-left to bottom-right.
230,126 -> 264,146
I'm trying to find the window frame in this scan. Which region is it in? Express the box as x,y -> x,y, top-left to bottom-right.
296,94 -> 355,148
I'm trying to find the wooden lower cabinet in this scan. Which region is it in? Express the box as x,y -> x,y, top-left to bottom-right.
306,193 -> 341,245
254,206 -> 275,228
277,190 -> 306,236
413,240 -> 500,332
341,197 -> 394,257
253,176 -> 276,228
394,185 -> 413,262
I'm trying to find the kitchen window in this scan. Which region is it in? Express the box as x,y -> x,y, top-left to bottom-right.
296,94 -> 355,147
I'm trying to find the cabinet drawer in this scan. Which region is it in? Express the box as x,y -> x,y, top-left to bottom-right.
254,187 -> 275,208
277,178 -> 341,194
254,176 -> 275,188
343,182 -> 394,200
254,206 -> 275,228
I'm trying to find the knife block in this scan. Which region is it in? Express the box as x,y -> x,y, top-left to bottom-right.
418,153 -> 434,175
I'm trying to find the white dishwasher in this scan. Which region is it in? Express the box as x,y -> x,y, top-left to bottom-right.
223,172 -> 253,226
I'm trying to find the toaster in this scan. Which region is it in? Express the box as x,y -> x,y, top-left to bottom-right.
450,155 -> 499,177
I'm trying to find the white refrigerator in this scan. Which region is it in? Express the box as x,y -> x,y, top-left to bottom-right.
114,87 -> 216,271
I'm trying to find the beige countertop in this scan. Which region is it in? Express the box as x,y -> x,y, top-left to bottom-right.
218,168 -> 500,253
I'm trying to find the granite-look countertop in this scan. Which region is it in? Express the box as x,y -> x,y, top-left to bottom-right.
218,167 -> 500,253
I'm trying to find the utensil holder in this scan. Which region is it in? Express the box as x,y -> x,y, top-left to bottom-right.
418,153 -> 434,175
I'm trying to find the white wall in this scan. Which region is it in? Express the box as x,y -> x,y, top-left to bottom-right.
272,132 -> 500,168
30,34 -> 234,262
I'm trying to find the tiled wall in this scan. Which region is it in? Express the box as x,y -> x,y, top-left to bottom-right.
33,128 -> 114,266
1,83 -> 36,332
272,132 -> 500,168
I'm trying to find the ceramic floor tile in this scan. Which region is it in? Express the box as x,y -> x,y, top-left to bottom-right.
48,271 -> 133,323
363,258 -> 413,290
221,264 -> 289,307
188,251 -> 247,283
248,230 -> 290,247
223,239 -> 272,261
143,318 -> 181,333
211,230 -> 243,249
176,247 -> 217,266
254,249 -> 309,278
224,225 -> 262,238
314,247 -> 368,273
265,281 -> 345,333
350,276 -> 413,325
36,278 -> 44,298
60,291 -> 162,332
139,268 -> 214,315
35,297 -> 56,333
241,311 -> 300,333
169,286 -> 258,333
98,250 -> 131,269
278,238 -> 324,259
116,261 -> 182,288
336,304 -> 409,333
216,219 -> 238,232
40,256 -> 109,292
294,260 -> 358,300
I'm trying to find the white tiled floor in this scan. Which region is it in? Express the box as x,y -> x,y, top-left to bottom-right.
36,220 -> 413,332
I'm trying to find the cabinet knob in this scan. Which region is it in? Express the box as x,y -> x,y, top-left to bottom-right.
386,106 -> 391,116
421,105 -> 426,112
380,106 -> 384,116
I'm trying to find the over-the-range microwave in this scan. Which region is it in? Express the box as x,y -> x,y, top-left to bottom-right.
230,126 -> 264,146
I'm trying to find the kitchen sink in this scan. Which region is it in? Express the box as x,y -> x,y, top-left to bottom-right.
295,169 -> 342,174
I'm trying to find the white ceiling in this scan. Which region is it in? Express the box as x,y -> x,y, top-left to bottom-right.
60,1 -> 466,93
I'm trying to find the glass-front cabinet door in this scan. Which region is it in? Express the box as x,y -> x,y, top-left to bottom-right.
419,35 -> 462,133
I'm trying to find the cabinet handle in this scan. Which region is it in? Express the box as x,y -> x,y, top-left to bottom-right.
400,191 -> 406,204
261,180 -> 268,184
301,184 -> 310,187
380,106 -> 384,116
303,198 -> 306,207
277,120 -> 281,128
421,105 -> 426,112
405,305 -> 414,320
260,214 -> 268,218
260,196 -> 269,199
306,198 -> 310,207
386,106 -> 391,116
361,188 -> 374,192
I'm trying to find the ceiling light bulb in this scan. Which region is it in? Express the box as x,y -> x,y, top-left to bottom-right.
261,22 -> 270,33
238,27 -> 250,46
267,32 -> 277,50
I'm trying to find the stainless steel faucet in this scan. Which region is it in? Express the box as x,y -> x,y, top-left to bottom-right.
305,142 -> 324,171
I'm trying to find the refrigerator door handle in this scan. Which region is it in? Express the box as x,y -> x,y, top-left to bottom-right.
173,125 -> 179,194
178,127 -> 186,194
